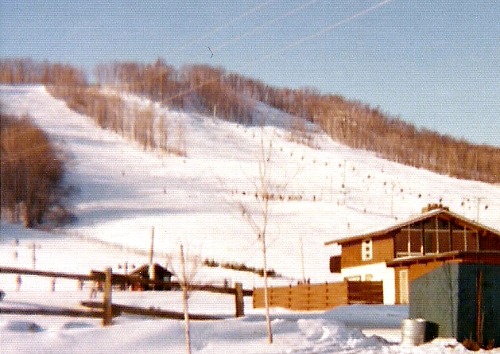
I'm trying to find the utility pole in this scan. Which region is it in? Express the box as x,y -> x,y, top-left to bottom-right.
28,242 -> 41,269
476,197 -> 484,222
330,171 -> 333,202
342,160 -> 347,205
149,226 -> 155,266
299,236 -> 306,283
342,160 -> 346,187
390,181 -> 396,218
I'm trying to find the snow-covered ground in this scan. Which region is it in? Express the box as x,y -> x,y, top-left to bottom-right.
1,85 -> 499,353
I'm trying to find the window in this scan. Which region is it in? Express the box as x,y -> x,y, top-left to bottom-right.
396,226 -> 424,257
361,238 -> 373,261
424,230 -> 436,254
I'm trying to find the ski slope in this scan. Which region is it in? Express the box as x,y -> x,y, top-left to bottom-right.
1,85 -> 498,282
1,85 -> 499,353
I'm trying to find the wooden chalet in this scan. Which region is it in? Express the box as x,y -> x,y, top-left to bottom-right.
325,205 -> 500,304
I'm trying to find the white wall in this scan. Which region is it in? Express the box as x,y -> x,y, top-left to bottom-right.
340,262 -> 396,305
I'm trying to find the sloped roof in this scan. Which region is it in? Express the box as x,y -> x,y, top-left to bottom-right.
324,208 -> 500,246
130,263 -> 172,277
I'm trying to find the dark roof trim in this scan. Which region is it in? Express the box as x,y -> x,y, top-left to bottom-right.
130,263 -> 172,276
324,209 -> 500,246
386,250 -> 500,267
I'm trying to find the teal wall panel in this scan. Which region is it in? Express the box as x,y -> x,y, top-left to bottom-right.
410,264 -> 500,347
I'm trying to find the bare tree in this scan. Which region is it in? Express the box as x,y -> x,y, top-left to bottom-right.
166,244 -> 200,354
180,244 -> 192,354
238,133 -> 274,344
157,112 -> 168,153
172,120 -> 187,157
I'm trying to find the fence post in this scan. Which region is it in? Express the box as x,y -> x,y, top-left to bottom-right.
235,282 -> 244,317
307,284 -> 311,311
102,267 -> 113,326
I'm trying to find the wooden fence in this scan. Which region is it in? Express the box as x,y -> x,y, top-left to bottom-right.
253,281 -> 383,311
0,266 -> 252,323
0,266 -> 91,281
0,267 -> 252,296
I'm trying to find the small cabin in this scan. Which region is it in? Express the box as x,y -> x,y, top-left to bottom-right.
130,263 -> 172,291
325,206 -> 500,304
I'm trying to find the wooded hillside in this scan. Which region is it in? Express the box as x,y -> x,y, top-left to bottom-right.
93,59 -> 500,184
2,58 -> 499,183
0,111 -> 66,227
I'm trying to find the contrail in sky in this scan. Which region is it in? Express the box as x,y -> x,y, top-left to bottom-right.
164,0 -> 395,103
247,0 -> 396,69
213,0 -> 323,53
175,0 -> 278,53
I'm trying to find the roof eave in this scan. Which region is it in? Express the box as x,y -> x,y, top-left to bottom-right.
324,209 -> 500,247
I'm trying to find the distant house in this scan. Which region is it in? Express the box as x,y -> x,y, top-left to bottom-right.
130,263 -> 172,291
325,205 -> 500,304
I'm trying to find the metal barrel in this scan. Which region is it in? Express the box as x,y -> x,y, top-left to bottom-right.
401,318 -> 426,345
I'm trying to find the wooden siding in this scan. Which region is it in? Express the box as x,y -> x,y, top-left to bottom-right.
394,261 -> 454,304
341,236 -> 394,269
374,237 -> 395,262
408,262 -> 450,282
253,281 -> 383,311
480,232 -> 500,250
330,256 -> 342,273
341,242 -> 361,268
347,281 -> 384,304
392,263 -> 444,304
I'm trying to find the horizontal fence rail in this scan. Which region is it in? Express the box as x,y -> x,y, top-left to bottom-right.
0,266 -> 251,321
0,266 -> 91,280
0,266 -> 252,296
80,301 -> 224,320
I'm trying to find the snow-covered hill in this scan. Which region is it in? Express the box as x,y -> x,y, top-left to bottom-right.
1,85 -> 500,353
1,85 -> 499,284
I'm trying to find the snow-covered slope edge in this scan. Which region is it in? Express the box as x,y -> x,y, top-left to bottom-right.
1,85 -> 499,284
2,85 -> 499,354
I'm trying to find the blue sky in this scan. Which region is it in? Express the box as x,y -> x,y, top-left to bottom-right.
1,0 -> 499,146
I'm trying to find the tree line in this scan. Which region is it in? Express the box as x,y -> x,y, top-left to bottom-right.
48,85 -> 186,156
1,58 -> 499,183
0,111 -> 66,227
94,59 -> 500,183
95,60 -> 256,124
0,58 -> 86,87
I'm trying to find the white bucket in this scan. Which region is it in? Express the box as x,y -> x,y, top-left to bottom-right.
401,318 -> 426,346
